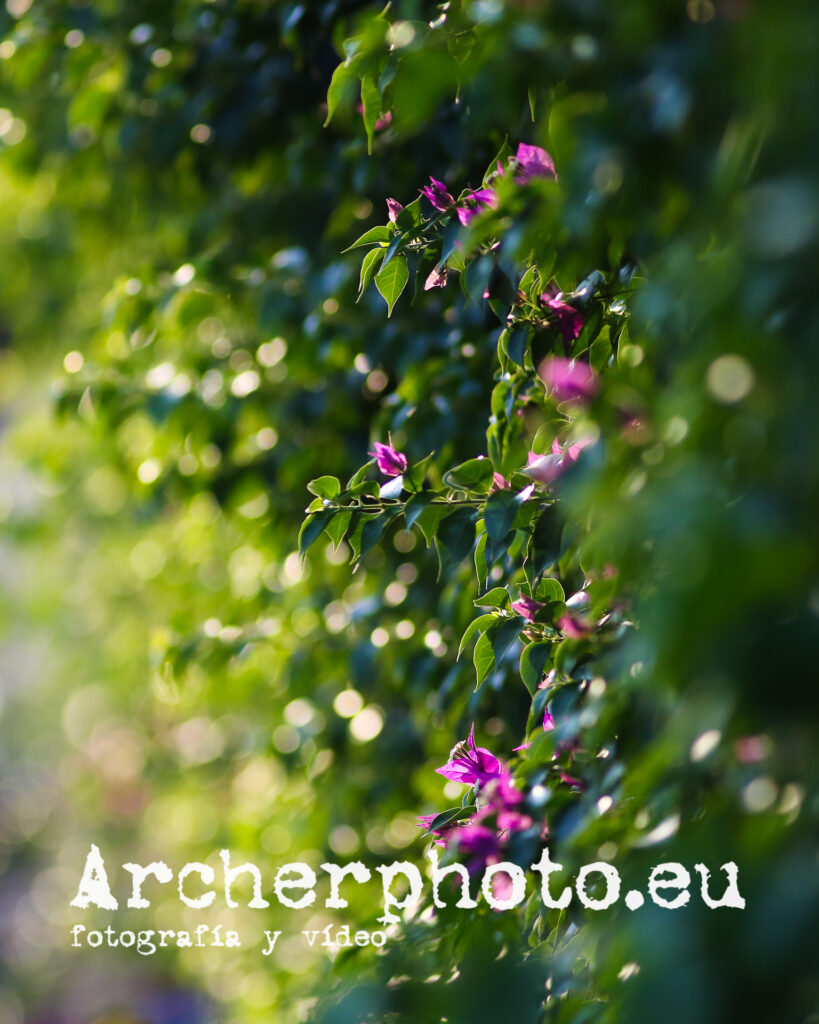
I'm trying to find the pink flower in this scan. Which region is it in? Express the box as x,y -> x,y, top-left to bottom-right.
515,143 -> 557,182
479,773 -> 534,834
489,771 -> 525,807
424,265 -> 448,290
558,590 -> 593,638
558,614 -> 591,639
435,724 -> 501,787
538,668 -> 557,690
734,736 -> 769,763
491,471 -> 510,491
497,808 -> 533,833
386,198 -> 403,224
456,187 -> 498,226
524,437 -> 592,485
510,593 -> 544,622
420,176 -> 454,211
369,441 -> 408,477
540,293 -> 585,345
453,824 -> 502,864
539,356 -> 598,403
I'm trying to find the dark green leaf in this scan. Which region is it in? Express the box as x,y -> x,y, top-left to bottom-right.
435,506 -> 477,580
484,489 -> 518,546
520,641 -> 552,696
404,491 -> 435,531
422,805 -> 476,836
414,502 -> 450,546
404,451 -> 435,492
439,217 -> 463,268
465,255 -> 494,305
507,325 -> 529,368
492,616 -> 522,665
298,510 -> 334,556
529,508 -> 564,576
359,514 -> 387,560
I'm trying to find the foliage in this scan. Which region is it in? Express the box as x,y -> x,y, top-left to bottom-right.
0,1 -> 816,1023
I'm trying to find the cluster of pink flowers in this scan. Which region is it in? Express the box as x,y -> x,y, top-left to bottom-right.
513,586 -> 596,640
369,146 -> 609,862
387,142 -> 558,235
419,726 -> 537,886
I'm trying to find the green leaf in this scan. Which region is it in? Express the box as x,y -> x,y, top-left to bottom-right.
422,805 -> 476,836
344,480 -> 379,499
483,136 -> 511,185
359,514 -> 387,560
435,506 -> 477,580
346,511 -> 371,562
442,457 -> 494,492
306,475 -> 340,500
324,510 -> 351,551
458,613 -> 497,659
484,489 -> 518,546
404,491 -> 434,531
395,197 -> 422,230
554,639 -> 578,676
492,616 -> 522,666
518,266 -> 537,299
346,459 -> 375,488
325,57 -> 361,126
298,510 -> 334,556
535,578 -> 565,604
404,451 -> 435,493
360,72 -> 380,154
520,641 -> 552,696
414,502 -> 450,546
464,255 -> 494,305
380,229 -> 405,270
375,255 -> 409,316
439,217 -> 463,269
358,247 -> 384,297
506,325 -> 529,368
529,508 -> 563,576
343,225 -> 391,252
474,530 -> 488,586
473,631 -> 495,689
474,587 -> 509,609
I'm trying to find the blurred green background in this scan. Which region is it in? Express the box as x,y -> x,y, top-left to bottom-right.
0,1 -> 817,1022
